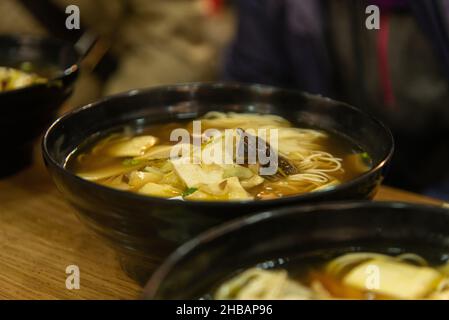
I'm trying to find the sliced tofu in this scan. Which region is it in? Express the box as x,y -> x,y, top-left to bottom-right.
170,158 -> 224,188
222,164 -> 254,179
197,180 -> 229,197
184,190 -> 218,201
137,144 -> 190,161
78,163 -> 141,181
215,268 -> 289,299
128,170 -> 163,188
159,171 -> 186,190
201,134 -> 235,166
240,175 -> 265,189
225,177 -> 253,200
106,135 -> 158,157
215,268 -> 314,300
186,177 -> 253,201
343,259 -> 442,299
101,175 -> 130,191
429,288 -> 449,300
138,182 -> 182,198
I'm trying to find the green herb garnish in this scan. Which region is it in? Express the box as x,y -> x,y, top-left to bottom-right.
182,187 -> 198,197
360,152 -> 371,161
20,61 -> 33,72
122,158 -> 142,166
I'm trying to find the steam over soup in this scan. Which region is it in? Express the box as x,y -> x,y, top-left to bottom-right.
214,252 -> 449,300
66,112 -> 372,201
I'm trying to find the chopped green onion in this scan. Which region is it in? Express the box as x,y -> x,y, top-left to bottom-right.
360,152 -> 371,161
20,61 -> 33,72
182,187 -> 198,197
122,158 -> 142,166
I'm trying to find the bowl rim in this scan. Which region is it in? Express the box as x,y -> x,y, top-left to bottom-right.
42,82 -> 395,208
143,201 -> 449,298
0,34 -> 80,97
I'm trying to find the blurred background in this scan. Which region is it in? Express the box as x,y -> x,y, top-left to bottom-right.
2,0 -> 449,200
0,0 -> 236,106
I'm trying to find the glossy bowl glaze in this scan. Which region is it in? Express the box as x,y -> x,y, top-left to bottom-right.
42,83 -> 393,284
144,202 -> 449,299
0,34 -> 79,177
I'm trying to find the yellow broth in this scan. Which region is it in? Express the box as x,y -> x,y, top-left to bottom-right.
66,113 -> 372,201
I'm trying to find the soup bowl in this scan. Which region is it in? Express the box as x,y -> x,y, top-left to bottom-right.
42,83 -> 393,284
144,202 -> 449,299
0,34 -> 80,177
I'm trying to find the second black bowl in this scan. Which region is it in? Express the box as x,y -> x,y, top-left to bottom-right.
144,202 -> 449,299
0,34 -> 80,177
43,83 -> 393,284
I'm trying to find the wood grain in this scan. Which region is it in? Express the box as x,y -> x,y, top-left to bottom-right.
0,144 -> 140,299
0,143 -> 445,299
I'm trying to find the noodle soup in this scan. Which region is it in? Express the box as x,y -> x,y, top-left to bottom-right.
214,249 -> 449,300
66,112 -> 372,201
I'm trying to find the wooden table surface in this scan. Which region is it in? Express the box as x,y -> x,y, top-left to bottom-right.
0,144 -> 446,300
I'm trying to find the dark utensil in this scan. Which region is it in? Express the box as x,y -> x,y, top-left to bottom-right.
0,34 -> 80,177
42,83 -> 394,284
143,202 -> 449,299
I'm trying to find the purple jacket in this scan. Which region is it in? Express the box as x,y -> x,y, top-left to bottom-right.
224,0 -> 449,96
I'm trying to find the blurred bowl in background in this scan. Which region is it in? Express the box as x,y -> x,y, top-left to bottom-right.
0,34 -> 80,177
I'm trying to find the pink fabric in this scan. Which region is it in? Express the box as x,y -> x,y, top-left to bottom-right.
206,0 -> 224,15
377,14 -> 395,108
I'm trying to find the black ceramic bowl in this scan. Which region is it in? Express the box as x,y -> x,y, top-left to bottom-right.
144,202 -> 449,299
42,83 -> 393,284
0,34 -> 80,177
